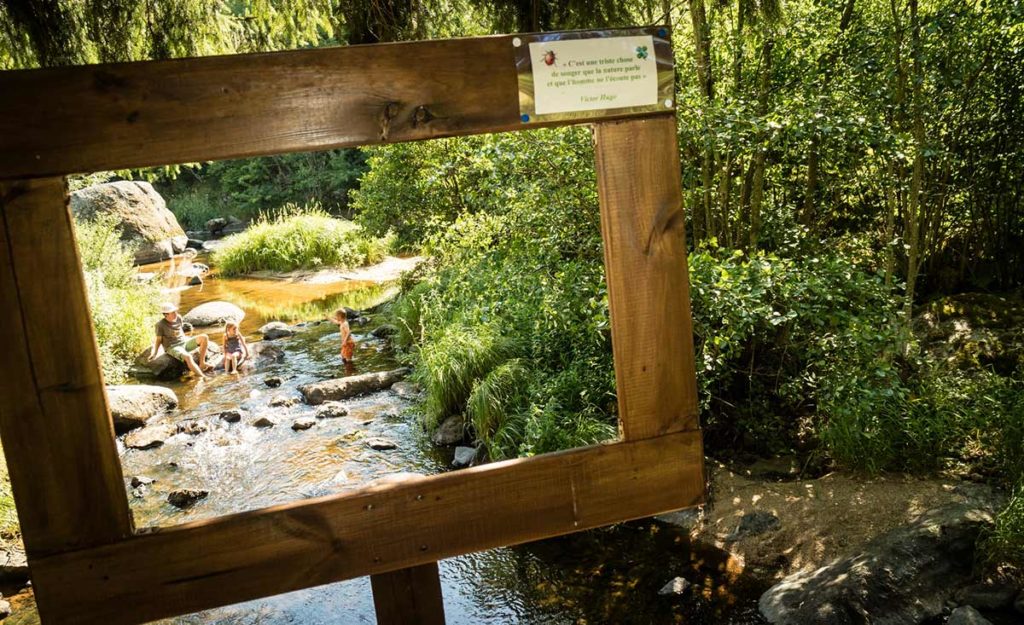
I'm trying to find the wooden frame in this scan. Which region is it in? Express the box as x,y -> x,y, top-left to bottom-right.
0,30 -> 702,625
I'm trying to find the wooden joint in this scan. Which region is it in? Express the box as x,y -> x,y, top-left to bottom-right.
379,101 -> 401,141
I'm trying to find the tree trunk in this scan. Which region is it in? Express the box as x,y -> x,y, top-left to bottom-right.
904,0 -> 925,323
749,38 -> 773,249
689,0 -> 716,242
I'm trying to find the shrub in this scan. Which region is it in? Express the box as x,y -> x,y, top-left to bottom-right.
165,186 -> 260,230
983,485 -> 1024,567
75,214 -> 162,382
212,204 -> 393,276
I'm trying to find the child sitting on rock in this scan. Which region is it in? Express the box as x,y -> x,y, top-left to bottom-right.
222,319 -> 249,374
331,308 -> 356,364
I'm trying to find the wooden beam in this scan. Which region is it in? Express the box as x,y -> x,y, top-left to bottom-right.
371,562 -> 446,625
594,117 -> 700,440
0,33 -> 669,179
0,178 -> 132,558
31,431 -> 704,625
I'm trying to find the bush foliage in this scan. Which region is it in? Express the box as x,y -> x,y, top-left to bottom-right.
75,215 -> 162,383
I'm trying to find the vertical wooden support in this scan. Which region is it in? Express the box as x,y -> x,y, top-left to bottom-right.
371,562 -> 446,625
594,116 -> 700,440
0,178 -> 132,559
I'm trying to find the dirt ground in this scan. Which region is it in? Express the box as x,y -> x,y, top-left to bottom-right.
671,457 -> 1007,580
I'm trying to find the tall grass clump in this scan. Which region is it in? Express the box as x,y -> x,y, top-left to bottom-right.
75,214 -> 162,382
467,359 -> 531,460
212,204 -> 393,276
416,324 -> 521,429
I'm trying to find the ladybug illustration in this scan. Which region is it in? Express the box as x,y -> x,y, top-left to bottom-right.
543,50 -> 556,66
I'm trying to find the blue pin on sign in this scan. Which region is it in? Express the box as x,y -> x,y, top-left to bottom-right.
658,28 -> 667,37
521,114 -> 531,123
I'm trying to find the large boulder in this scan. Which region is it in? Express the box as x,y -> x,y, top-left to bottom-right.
299,368 -> 410,405
130,342 -> 223,380
260,321 -> 296,340
105,385 -> 178,434
183,301 -> 245,328
759,504 -> 995,625
70,181 -> 187,265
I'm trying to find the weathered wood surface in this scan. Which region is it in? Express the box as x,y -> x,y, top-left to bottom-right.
299,367 -> 410,405
0,35 -> 672,179
594,117 -> 700,440
0,178 -> 132,559
31,430 -> 704,625
371,562 -> 446,625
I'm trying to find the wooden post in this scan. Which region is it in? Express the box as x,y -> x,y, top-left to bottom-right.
371,562 -> 446,625
0,177 -> 132,560
594,116 -> 700,441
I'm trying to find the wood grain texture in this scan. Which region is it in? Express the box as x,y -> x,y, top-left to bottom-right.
371,562 -> 446,625
594,117 -> 700,440
0,35 -> 662,179
31,431 -> 704,625
0,178 -> 132,560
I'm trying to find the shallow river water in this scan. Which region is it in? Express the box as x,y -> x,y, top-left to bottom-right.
8,256 -> 770,625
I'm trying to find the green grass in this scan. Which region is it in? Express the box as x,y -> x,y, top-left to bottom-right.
983,485 -> 1024,567
467,359 -> 531,460
212,205 -> 394,276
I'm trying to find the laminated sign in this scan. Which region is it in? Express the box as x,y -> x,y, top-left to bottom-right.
515,28 -> 675,124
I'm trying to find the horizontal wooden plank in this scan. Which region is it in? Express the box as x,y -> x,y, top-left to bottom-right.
0,178 -> 133,557
595,117 -> 700,440
31,431 -> 704,625
0,33 -> 672,179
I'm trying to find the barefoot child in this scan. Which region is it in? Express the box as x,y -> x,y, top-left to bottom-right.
332,308 -> 356,364
222,319 -> 249,374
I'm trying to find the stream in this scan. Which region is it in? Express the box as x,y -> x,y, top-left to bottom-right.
7,255 -> 769,625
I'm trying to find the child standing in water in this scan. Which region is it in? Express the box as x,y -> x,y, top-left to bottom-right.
332,308 -> 356,364
222,319 -> 249,374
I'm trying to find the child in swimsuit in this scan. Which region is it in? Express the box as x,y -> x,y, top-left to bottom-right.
332,308 -> 356,364
222,320 -> 249,374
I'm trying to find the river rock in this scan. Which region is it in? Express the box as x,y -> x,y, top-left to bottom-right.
130,476 -> 155,488
106,385 -> 178,433
206,217 -> 228,237
183,301 -> 245,327
452,446 -> 476,468
167,489 -> 208,509
252,417 -> 276,428
219,408 -> 246,423
758,504 -> 994,625
366,437 -> 397,451
392,380 -> 423,399
0,545 -> 29,586
316,402 -> 349,419
186,238 -> 205,250
124,424 -> 176,450
70,181 -> 187,265
132,486 -> 147,498
956,582 -> 1018,610
131,342 -> 223,380
251,342 -> 285,364
371,324 -> 398,339
299,368 -> 410,405
947,606 -> 993,625
658,577 -> 691,596
432,415 -> 465,446
725,511 -> 780,542
176,419 -> 208,435
202,240 -> 225,253
0,597 -> 10,618
655,507 -> 704,531
264,376 -> 283,388
269,394 -> 299,408
260,322 -> 296,340
292,418 -> 316,431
